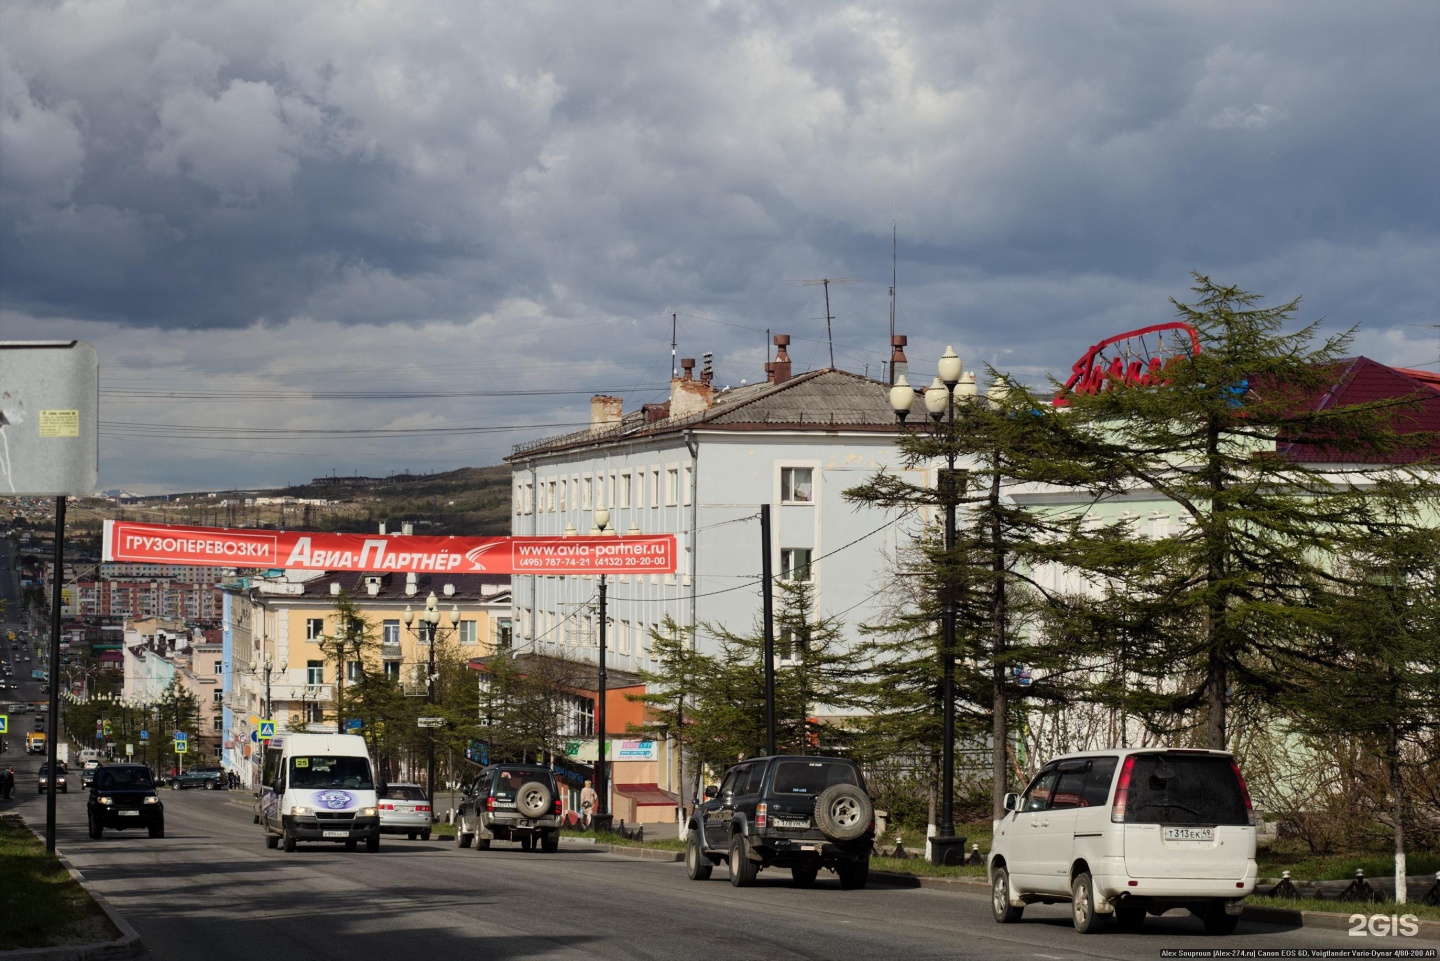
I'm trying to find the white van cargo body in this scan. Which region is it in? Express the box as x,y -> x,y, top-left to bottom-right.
260,733 -> 381,852
989,748 -> 1257,935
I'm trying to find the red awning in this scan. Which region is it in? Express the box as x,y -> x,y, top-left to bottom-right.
614,783 -> 678,806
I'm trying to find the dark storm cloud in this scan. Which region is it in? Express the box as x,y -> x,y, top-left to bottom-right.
1,0 -> 1435,492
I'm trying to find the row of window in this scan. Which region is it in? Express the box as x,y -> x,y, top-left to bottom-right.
514,466 -> 817,515
305,617 -> 489,645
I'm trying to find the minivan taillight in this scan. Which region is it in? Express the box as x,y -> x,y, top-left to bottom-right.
553,798 -> 562,816
756,802 -> 767,829
486,796 -> 496,812
1230,758 -> 1255,826
1110,755 -> 1136,823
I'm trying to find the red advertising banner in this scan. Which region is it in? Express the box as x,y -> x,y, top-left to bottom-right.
102,521 -> 677,576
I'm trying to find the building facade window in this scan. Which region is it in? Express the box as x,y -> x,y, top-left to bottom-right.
306,660 -> 324,684
383,660 -> 400,679
665,467 -> 679,506
382,620 -> 400,647
620,472 -> 632,508
212,717 -> 223,732
778,626 -> 802,664
781,466 -> 814,503
306,618 -> 325,640
495,617 -> 513,649
212,690 -> 223,704
346,660 -> 363,681
458,620 -> 477,645
213,659 -> 223,675
780,548 -> 813,582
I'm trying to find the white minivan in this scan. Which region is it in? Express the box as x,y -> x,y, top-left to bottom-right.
989,748 -> 1257,935
259,733 -> 381,852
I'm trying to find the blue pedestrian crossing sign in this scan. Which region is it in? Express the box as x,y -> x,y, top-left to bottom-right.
259,720 -> 275,739
0,715 -> 7,734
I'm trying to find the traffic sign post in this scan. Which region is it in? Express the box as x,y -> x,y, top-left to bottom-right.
0,715 -> 8,735
258,720 -> 275,739
416,717 -> 444,728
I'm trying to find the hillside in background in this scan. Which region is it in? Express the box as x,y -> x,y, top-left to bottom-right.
46,465 -> 516,538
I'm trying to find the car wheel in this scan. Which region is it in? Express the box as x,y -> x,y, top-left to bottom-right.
171,782 -> 179,790
345,839 -> 358,851
521,835 -> 534,852
265,831 -> 279,849
421,830 -> 431,842
838,857 -> 869,890
1114,901 -> 1145,931
1071,871 -> 1102,933
456,817 -> 472,848
686,831 -> 713,881
149,821 -> 165,839
813,784 -> 874,842
515,781 -> 553,818
407,832 -> 416,841
475,836 -> 491,851
728,835 -> 757,887
366,833 -> 380,853
283,827 -> 297,852
1202,900 -> 1240,936
88,812 -> 102,840
541,834 -> 558,854
790,864 -> 819,887
991,865 -> 1025,923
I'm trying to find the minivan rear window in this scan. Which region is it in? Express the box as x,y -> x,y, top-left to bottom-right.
1124,754 -> 1247,826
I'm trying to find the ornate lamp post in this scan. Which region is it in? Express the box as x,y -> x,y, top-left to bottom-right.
890,346 -> 976,864
404,592 -> 457,807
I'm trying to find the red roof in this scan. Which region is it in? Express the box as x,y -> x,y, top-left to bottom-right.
1275,357 -> 1440,463
614,783 -> 678,806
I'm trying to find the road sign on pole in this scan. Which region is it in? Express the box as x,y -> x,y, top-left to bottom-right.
416,717 -> 444,728
258,720 -> 275,739
174,739 -> 187,754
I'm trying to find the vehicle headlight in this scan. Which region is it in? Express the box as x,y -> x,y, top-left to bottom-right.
97,796 -> 113,805
143,796 -> 160,805
359,806 -> 378,817
290,806 -> 313,817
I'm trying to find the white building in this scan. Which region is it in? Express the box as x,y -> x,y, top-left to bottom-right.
508,336 -> 922,694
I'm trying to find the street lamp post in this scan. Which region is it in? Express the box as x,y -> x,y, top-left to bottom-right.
890,345 -> 976,864
404,592 -> 457,808
576,507 -> 622,830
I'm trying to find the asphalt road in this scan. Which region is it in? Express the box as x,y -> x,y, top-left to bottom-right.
3,771 -> 1429,961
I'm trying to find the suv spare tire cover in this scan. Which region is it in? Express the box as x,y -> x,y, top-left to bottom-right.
814,783 -> 873,842
515,780 -> 553,818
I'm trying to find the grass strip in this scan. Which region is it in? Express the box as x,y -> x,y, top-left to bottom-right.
0,815 -> 118,951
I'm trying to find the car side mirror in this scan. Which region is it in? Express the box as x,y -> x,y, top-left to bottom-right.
703,785 -> 718,799
1003,792 -> 1020,813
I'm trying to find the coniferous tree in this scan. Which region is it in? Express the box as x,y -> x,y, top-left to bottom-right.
1051,275 -> 1440,749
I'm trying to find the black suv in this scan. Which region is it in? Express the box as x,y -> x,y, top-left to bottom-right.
687,755 -> 875,889
87,763 -> 165,839
454,764 -> 562,852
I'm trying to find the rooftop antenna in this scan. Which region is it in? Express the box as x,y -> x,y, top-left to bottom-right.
801,277 -> 857,368
672,312 -> 678,378
889,221 -> 897,384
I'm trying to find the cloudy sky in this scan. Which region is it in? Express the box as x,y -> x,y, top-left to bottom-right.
2,0 -> 1436,495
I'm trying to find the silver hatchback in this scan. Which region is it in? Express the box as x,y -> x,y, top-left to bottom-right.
378,782 -> 432,840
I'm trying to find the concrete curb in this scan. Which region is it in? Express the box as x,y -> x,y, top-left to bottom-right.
865,869 -> 1440,941
3,821 -> 142,960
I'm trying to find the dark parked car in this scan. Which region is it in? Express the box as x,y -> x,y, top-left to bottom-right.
171,768 -> 223,790
455,764 -> 562,852
687,755 -> 875,889
87,763 -> 164,839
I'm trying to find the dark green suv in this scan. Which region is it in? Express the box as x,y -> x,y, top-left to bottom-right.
687,755 -> 875,889
454,764 -> 562,852
87,763 -> 164,839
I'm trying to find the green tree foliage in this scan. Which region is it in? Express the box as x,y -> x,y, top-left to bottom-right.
635,581 -> 868,785
1282,524 -> 1440,895
1051,275 -> 1440,749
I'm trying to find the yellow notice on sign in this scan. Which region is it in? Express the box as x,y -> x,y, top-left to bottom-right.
39,410 -> 81,438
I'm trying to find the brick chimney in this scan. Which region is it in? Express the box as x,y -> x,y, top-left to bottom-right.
590,395 -> 623,432
768,334 -> 792,385
670,357 -> 714,418
890,334 -> 908,385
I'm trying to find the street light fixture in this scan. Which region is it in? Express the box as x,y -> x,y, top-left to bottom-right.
403,592 -> 457,808
584,506 -> 620,830
891,344 -> 973,864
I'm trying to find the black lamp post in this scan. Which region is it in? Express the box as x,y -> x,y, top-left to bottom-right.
588,507 -> 621,829
890,346 -> 976,861
404,592 -> 457,807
